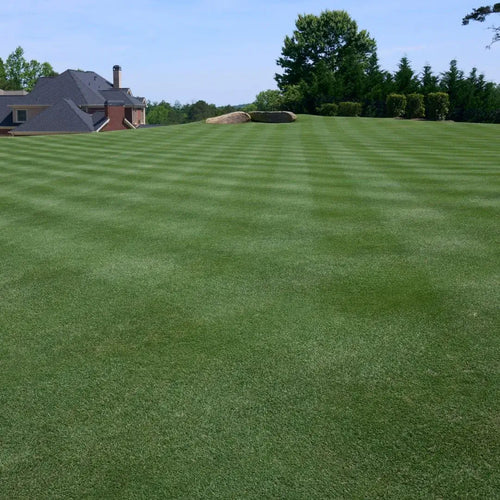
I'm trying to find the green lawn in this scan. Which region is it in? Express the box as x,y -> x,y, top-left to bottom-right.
0,116 -> 498,498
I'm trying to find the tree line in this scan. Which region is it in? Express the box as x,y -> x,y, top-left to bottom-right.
148,7 -> 499,125
262,9 -> 499,123
146,100 -> 238,126
254,56 -> 499,123
0,47 -> 57,91
147,50 -> 500,125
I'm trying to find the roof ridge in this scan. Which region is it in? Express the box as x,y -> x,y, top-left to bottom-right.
69,70 -> 109,105
66,71 -> 91,106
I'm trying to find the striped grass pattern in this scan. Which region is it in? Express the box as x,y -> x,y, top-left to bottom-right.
1,117 -> 499,498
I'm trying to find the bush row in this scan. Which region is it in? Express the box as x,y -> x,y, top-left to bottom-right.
385,93 -> 449,120
316,93 -> 451,121
316,102 -> 363,117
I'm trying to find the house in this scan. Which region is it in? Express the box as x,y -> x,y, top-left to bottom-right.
0,65 -> 146,136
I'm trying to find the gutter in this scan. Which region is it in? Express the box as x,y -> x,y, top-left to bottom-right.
95,118 -> 110,132
123,118 -> 136,129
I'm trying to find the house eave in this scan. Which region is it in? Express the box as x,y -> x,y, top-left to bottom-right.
10,130 -> 92,136
123,118 -> 136,129
8,104 -> 51,109
95,118 -> 110,132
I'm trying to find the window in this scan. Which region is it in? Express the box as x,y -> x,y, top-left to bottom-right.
16,110 -> 27,122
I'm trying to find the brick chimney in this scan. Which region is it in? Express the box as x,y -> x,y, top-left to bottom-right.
113,65 -> 122,89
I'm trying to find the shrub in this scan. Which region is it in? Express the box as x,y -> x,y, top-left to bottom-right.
337,102 -> 362,117
363,101 -> 385,118
316,103 -> 338,116
386,93 -> 407,118
426,92 -> 450,121
248,111 -> 296,123
406,93 -> 425,119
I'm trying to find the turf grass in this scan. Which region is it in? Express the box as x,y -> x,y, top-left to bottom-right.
0,116 -> 499,498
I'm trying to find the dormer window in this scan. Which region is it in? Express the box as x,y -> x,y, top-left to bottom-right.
16,109 -> 27,122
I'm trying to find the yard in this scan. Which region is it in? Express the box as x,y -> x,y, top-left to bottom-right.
0,116 -> 498,498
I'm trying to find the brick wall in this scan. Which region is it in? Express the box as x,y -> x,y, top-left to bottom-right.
103,102 -> 127,131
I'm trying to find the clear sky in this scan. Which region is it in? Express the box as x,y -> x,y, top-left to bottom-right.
3,1 -> 499,105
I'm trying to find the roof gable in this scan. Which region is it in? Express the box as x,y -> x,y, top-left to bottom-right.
22,69 -> 145,108
13,98 -> 99,134
100,88 -> 146,107
23,70 -> 108,106
0,95 -> 22,127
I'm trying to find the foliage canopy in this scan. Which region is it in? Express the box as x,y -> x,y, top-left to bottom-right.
1,46 -> 56,91
275,10 -> 376,112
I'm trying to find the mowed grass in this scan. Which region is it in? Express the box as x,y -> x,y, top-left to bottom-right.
0,116 -> 498,498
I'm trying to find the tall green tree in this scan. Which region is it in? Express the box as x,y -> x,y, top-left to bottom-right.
419,64 -> 440,95
393,57 -> 419,94
5,47 -> 25,90
3,46 -> 56,91
0,58 -> 7,89
275,10 -> 376,112
460,68 -> 499,121
24,60 -> 57,91
440,60 -> 464,120
362,53 -> 393,116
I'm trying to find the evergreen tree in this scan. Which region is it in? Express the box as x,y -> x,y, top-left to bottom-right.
440,60 -> 465,120
462,68 -> 498,121
419,65 -> 440,95
362,53 -> 393,116
393,57 -> 419,94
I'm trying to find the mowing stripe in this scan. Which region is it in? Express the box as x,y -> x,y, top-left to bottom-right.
0,117 -> 498,498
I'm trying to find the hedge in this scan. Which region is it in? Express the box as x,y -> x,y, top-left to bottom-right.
316,103 -> 338,116
337,102 -> 362,117
426,93 -> 450,121
386,94 -> 407,118
406,93 -> 425,119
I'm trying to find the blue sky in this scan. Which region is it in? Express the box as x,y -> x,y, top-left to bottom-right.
3,1 -> 499,105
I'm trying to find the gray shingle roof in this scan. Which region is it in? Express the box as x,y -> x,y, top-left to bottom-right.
13,98 -> 102,134
92,111 -> 108,130
22,70 -> 145,108
101,88 -> 145,107
23,70 -> 107,106
0,96 -> 18,127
